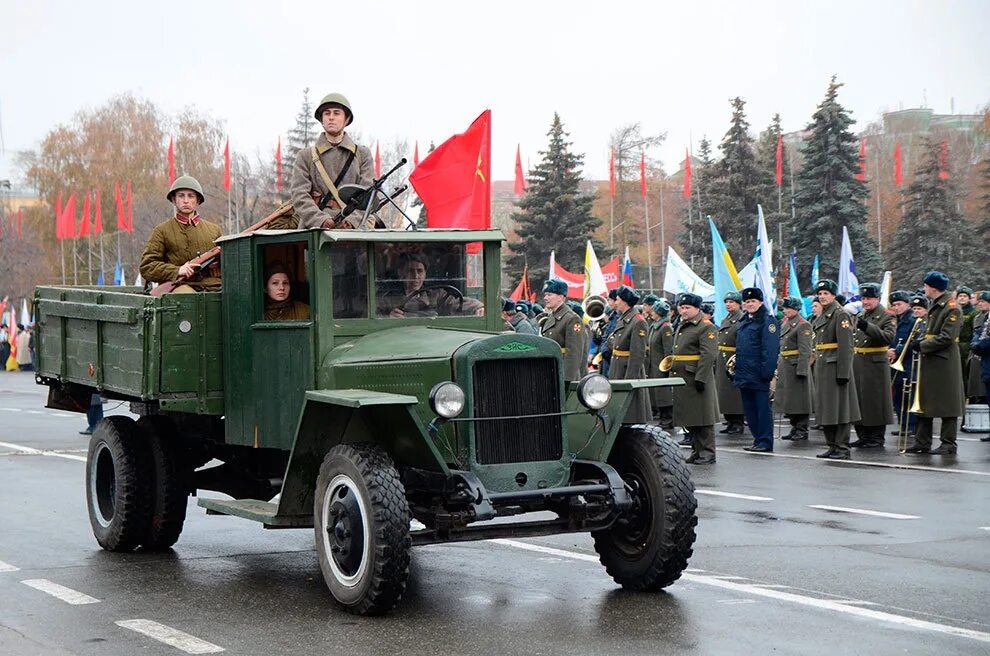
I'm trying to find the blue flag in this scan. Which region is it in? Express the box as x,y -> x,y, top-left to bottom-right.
114,258 -> 124,286
708,216 -> 742,324
788,252 -> 807,318
811,254 -> 820,289
97,271 -> 105,286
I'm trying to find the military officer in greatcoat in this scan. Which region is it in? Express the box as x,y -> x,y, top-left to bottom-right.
670,293 -> 719,464
607,286 -> 651,423
540,279 -> 585,381
645,296 -> 675,428
904,272 -> 965,455
966,291 -> 989,403
567,300 -> 591,370
716,292 -> 746,435
811,279 -> 861,460
777,297 -> 814,441
733,287 -> 780,452
850,283 -> 896,448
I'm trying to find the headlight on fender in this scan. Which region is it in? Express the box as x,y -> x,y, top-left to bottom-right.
577,374 -> 612,410
429,381 -> 466,419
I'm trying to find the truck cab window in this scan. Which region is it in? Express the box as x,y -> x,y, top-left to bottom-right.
330,243 -> 369,319
374,243 -> 485,318
260,243 -> 310,321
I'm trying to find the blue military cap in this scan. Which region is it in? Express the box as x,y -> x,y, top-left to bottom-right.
616,285 -> 640,305
859,283 -> 881,298
957,285 -> 973,296
910,295 -> 929,309
515,299 -> 532,315
723,291 -> 742,303
836,294 -> 847,306
502,298 -> 516,313
815,279 -> 838,294
741,287 -> 764,302
923,271 -> 949,292
607,288 -> 619,300
888,290 -> 911,304
979,291 -> 990,303
653,298 -> 671,316
782,297 -> 803,310
678,293 -> 703,308
701,302 -> 715,316
531,303 -> 544,315
543,278 -> 569,296
567,300 -> 585,317
642,294 -> 659,306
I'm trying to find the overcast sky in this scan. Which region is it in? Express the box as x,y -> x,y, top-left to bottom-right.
2,0 -> 988,185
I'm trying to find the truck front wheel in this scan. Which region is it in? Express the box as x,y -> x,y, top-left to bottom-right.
592,424 -> 698,590
86,416 -> 152,552
313,443 -> 411,615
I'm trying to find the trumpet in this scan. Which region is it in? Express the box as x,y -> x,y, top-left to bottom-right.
726,354 -> 737,377
582,295 -> 608,324
890,318 -> 923,373
659,355 -> 675,373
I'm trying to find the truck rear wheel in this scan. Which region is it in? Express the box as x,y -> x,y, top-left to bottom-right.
137,416 -> 190,550
592,424 -> 697,590
86,416 -> 152,552
314,443 -> 411,615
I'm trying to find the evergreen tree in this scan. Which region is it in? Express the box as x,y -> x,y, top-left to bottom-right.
680,137 -> 714,278
886,136 -> 984,288
285,88 -> 315,162
507,113 -> 604,285
792,76 -> 882,283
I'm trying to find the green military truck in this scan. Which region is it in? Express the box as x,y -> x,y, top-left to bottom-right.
34,228 -> 697,615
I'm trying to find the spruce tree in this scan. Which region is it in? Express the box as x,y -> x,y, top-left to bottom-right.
506,113 -> 604,285
886,136 -> 984,289
792,76 -> 882,283
285,88 -> 315,161
680,137 -> 714,278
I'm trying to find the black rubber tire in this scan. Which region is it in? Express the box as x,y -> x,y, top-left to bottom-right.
137,416 -> 189,550
86,416 -> 153,552
313,443 -> 411,615
592,424 -> 698,590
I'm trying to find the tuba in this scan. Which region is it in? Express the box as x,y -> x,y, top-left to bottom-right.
659,355 -> 675,373
726,354 -> 737,376
582,295 -> 608,324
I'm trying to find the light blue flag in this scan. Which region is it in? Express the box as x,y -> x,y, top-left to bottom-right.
114,258 -> 124,286
788,252 -> 807,317
811,254 -> 820,289
96,271 -> 105,286
708,217 -> 743,324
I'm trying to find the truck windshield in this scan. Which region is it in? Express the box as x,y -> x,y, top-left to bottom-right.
374,243 -> 485,319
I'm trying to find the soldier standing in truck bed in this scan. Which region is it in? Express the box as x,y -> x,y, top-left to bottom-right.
140,176 -> 222,292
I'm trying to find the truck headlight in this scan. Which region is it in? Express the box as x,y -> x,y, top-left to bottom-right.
577,374 -> 612,410
429,382 -> 465,419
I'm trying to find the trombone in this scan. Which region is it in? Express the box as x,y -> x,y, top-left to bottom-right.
890,318 -> 922,373
894,318 -> 925,451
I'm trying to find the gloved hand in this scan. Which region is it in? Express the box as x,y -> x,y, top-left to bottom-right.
694,380 -> 706,393
856,316 -> 869,332
836,376 -> 849,385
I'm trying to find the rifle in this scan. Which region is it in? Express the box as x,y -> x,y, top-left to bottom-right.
151,202 -> 294,297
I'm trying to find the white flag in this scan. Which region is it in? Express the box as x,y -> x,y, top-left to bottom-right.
879,271 -> 892,307
755,205 -> 777,311
662,247 -> 715,301
583,241 -> 608,297
838,225 -> 859,299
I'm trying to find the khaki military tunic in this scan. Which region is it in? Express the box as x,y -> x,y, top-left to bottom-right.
290,133 -> 374,230
264,301 -> 310,321
671,315 -> 719,427
810,301 -> 861,425
967,311 -> 988,397
541,303 -> 585,381
776,315 -> 814,415
139,216 -> 223,291
647,319 -> 674,410
607,307 -> 651,423
715,309 -> 745,416
853,306 -> 896,426
917,291 -> 965,418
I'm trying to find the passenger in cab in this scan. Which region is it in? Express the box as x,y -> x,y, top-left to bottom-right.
263,264 -> 311,321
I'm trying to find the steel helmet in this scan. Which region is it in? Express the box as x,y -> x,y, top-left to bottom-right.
314,93 -> 353,125
166,175 -> 205,205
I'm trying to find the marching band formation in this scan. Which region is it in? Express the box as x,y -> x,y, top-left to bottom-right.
502,271 -> 990,465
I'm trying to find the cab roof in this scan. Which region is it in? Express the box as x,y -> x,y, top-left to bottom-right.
216,227 -> 505,245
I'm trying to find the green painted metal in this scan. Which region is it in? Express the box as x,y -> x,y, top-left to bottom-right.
197,498 -> 310,528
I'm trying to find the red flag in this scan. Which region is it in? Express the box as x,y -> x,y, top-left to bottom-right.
775,133 -> 783,186
639,150 -> 647,198
413,141 -> 420,167
55,192 -> 63,240
893,141 -> 903,186
938,140 -> 950,180
125,181 -> 133,233
78,191 -> 91,238
93,188 -> 103,235
16,208 -> 22,240
608,147 -> 616,198
275,137 -> 283,192
854,139 -> 866,181
409,109 -> 491,230
682,149 -> 692,199
167,137 -> 176,184
374,143 -> 382,178
63,192 -> 77,240
114,183 -> 127,231
514,144 -> 526,197
509,264 -> 535,302
223,137 -> 231,192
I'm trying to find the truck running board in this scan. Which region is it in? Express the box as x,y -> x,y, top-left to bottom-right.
197,498 -> 313,529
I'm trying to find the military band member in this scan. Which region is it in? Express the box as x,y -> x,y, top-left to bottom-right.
967,292 -> 990,403
540,279 -> 585,381
850,283 -> 896,448
969,293 -> 990,441
290,92 -> 374,230
777,297 -> 814,441
733,288 -> 780,452
671,293 -> 719,464
607,286 -> 651,423
956,285 -> 976,386
140,176 -> 223,292
905,272 -> 965,455
888,290 -> 918,437
646,296 -> 675,429
716,292 -> 746,435
811,279 -> 861,459
502,298 -> 536,334
594,289 -> 621,376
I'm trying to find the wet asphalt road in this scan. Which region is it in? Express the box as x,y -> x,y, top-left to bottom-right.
1,370 -> 989,655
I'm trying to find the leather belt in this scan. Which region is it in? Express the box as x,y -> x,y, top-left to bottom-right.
673,354 -> 701,362
780,349 -> 800,356
560,347 -> 567,353
718,345 -> 736,352
854,346 -> 889,354
613,349 -> 631,357
815,343 -> 839,350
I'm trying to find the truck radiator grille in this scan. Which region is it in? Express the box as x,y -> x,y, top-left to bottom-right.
471,358 -> 562,464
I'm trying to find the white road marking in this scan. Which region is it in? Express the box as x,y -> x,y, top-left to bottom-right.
807,505 -> 921,520
717,599 -> 757,605
21,579 -> 99,605
696,489 -> 774,501
0,407 -> 23,412
116,620 -> 224,654
980,527 -> 990,532
24,410 -> 45,415
0,560 -> 19,572
719,446 -> 990,477
493,539 -> 990,643
0,440 -> 87,462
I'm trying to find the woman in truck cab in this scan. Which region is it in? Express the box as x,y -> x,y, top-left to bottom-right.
263,263 -> 311,321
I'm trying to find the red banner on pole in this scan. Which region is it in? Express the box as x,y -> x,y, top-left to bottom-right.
775,133 -> 783,186
78,191 -> 91,238
938,140 -> 950,180
639,151 -> 647,198
854,139 -> 867,181
223,137 -> 231,192
682,149 -> 692,199
514,144 -> 526,197
893,141 -> 903,186
374,143 -> 382,178
167,138 -> 176,184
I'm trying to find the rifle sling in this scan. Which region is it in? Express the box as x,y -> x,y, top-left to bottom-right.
311,144 -> 357,213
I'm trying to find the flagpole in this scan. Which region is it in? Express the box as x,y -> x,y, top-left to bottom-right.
87,235 -> 93,284
99,234 -> 105,283
60,240 -> 65,285
643,188 -> 654,292
72,240 -> 78,285
658,175 -> 666,283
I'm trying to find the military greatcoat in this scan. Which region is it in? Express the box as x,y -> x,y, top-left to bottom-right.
647,318 -> 675,409
671,315 -> 719,427
139,215 -> 223,291
811,301 -> 861,425
852,305 -> 896,425
917,291 -> 965,418
541,303 -> 585,381
966,311 -> 987,397
776,315 -> 814,415
715,309 -> 745,415
608,307 -> 651,423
